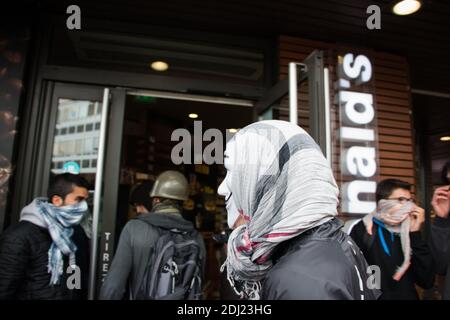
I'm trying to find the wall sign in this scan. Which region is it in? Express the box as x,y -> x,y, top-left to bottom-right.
336,52 -> 379,215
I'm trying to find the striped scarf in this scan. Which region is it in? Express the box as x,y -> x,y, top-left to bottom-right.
220,120 -> 339,299
35,199 -> 88,285
363,199 -> 414,281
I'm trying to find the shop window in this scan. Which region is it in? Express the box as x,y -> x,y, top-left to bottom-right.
75,139 -> 83,155
83,138 -> 94,154
53,142 -> 59,157
65,140 -> 75,155
88,102 -> 96,116
82,160 -> 90,168
93,137 -> 99,151
50,98 -> 104,175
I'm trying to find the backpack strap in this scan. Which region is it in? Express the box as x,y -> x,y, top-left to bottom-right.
361,221 -> 377,252
133,222 -> 163,300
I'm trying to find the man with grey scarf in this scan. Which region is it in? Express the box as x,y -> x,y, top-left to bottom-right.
0,173 -> 91,300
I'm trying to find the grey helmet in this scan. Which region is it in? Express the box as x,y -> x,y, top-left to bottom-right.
150,170 -> 189,201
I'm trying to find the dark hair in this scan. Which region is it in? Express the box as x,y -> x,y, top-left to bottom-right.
129,181 -> 154,211
376,178 -> 411,202
47,173 -> 90,201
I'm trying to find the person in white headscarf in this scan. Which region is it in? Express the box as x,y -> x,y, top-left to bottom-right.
218,120 -> 380,300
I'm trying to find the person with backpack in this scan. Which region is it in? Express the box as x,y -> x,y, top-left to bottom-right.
218,120 -> 380,300
100,170 -> 206,300
348,178 -> 435,300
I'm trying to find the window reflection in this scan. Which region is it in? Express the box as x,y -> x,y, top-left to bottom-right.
51,99 -> 102,174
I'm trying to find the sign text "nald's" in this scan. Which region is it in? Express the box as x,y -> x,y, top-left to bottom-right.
337,53 -> 378,215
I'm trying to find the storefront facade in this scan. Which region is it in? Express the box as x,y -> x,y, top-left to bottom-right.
2,0 -> 449,299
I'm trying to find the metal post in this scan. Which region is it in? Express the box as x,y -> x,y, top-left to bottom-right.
289,62 -> 298,125
324,67 -> 332,164
305,51 -> 327,157
88,88 -> 110,300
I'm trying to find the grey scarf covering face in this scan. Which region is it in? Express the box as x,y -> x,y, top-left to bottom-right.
363,199 -> 414,281
220,120 -> 339,300
20,198 -> 88,285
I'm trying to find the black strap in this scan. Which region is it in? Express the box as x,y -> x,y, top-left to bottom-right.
362,222 -> 377,251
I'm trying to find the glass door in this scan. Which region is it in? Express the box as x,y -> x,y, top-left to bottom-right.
48,87 -> 105,182
41,83 -> 126,299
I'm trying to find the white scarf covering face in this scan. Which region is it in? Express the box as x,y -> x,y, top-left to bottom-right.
363,199 -> 414,281
220,120 -> 339,299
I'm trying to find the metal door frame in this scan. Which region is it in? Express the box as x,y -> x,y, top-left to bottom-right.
254,50 -> 331,162
92,88 -> 254,298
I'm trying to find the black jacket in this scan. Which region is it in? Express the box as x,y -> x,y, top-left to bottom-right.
262,218 -> 381,300
350,220 -> 435,300
430,216 -> 450,300
0,221 -> 89,300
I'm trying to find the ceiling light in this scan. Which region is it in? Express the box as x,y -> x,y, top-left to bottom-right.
188,113 -> 198,119
392,0 -> 421,15
150,61 -> 169,71
440,136 -> 450,142
228,128 -> 238,133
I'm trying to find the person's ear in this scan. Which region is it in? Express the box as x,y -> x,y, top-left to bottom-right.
51,195 -> 64,207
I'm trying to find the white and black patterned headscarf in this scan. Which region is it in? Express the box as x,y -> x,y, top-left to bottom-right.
220,120 -> 339,299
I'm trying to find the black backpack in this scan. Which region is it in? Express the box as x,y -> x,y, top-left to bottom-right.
136,227 -> 203,300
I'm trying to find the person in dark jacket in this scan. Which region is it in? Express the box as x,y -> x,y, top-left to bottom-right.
100,171 -> 206,300
349,179 -> 435,300
429,163 -> 450,299
0,173 -> 91,300
218,120 -> 380,300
